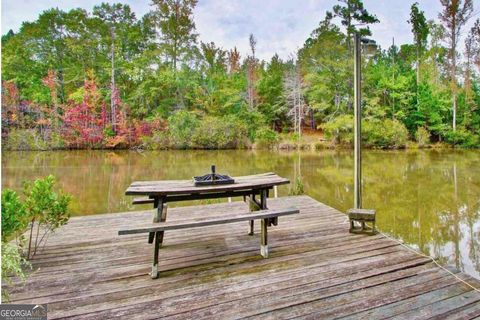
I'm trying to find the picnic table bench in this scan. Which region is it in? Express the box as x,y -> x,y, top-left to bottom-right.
120,172 -> 295,278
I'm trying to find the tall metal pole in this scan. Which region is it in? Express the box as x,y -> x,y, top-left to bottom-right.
354,33 -> 362,209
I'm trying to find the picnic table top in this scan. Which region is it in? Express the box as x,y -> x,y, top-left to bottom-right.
125,172 -> 290,196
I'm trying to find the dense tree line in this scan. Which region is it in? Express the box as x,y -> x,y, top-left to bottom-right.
2,0 -> 479,149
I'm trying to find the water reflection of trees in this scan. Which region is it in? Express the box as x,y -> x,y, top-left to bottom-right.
2,149 -> 479,278
304,149 -> 480,278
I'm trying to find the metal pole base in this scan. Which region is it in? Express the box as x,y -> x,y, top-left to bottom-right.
151,265 -> 159,279
260,245 -> 269,258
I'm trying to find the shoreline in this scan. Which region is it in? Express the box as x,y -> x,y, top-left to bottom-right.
2,140 -> 472,152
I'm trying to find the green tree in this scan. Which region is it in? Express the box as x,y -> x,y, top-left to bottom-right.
150,0 -> 198,109
465,20 -> 480,95
439,0 -> 474,133
326,0 -> 378,110
200,41 -> 227,74
299,17 -> 350,123
151,0 -> 198,71
328,0 -> 379,43
408,2 -> 429,87
93,3 -> 138,133
256,54 -> 288,129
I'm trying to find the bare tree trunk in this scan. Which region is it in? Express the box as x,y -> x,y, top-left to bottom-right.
453,92 -> 457,132
310,109 -> 315,129
246,60 -> 256,110
297,82 -> 302,138
27,218 -> 35,259
284,64 -> 309,138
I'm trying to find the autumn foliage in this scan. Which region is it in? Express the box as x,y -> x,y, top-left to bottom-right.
3,70 -> 157,149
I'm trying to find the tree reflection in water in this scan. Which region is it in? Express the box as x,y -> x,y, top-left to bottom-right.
2,149 -> 479,279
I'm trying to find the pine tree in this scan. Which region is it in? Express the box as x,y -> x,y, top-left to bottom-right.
439,0 -> 473,132
93,3 -> 136,133
408,3 -> 429,87
151,0 -> 198,71
328,0 -> 379,45
464,19 -> 480,110
151,0 -> 198,109
227,47 -> 241,74
327,0 -> 378,110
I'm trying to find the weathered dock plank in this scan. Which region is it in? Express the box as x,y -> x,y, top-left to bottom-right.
5,195 -> 480,319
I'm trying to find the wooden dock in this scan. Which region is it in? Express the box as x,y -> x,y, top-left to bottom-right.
6,196 -> 480,319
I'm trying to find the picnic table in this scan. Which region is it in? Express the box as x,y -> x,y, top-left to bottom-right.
123,172 -> 292,278
126,172 -> 290,223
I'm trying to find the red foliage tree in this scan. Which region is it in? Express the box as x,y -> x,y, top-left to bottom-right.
63,73 -> 105,148
41,70 -> 61,129
105,85 -> 160,148
1,81 -> 21,131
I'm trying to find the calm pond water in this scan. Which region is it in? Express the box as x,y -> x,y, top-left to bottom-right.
2,149 -> 479,279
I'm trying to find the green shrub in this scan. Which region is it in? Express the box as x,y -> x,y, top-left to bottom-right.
0,176 -> 70,301
362,119 -> 408,149
289,132 -> 300,142
167,110 -> 199,149
191,116 -> 248,149
314,142 -> 328,150
3,129 -> 67,150
3,129 -> 48,150
278,132 -> 300,145
255,127 -> 279,149
289,176 -> 305,195
142,114 -> 250,150
444,128 -> 480,148
49,131 -> 66,149
385,119 -> 409,148
141,131 -> 171,150
236,109 -> 267,141
103,126 -> 116,138
1,190 -> 30,301
322,116 -> 408,148
415,127 -> 431,148
299,143 -> 311,150
1,189 -> 29,242
23,175 -> 72,257
321,115 -> 354,145
1,242 -> 30,302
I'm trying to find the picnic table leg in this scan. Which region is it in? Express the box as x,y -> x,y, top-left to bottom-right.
150,197 -> 167,279
148,198 -> 160,243
151,231 -> 161,279
260,189 -> 268,227
260,189 -> 269,256
247,193 -> 261,235
260,189 -> 277,226
248,193 -> 256,235
158,202 -> 168,245
260,218 -> 268,258
148,198 -> 161,243
153,197 -> 164,223
149,197 -> 167,244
